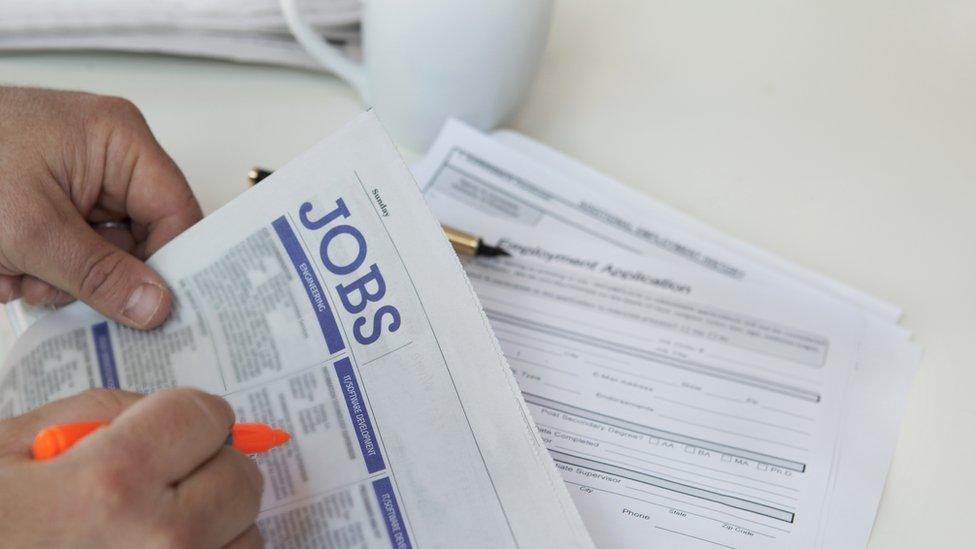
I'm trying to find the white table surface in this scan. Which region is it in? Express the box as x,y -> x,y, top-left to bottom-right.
2,1 -> 974,546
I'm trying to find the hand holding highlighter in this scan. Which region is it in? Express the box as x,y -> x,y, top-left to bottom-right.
32,420 -> 291,460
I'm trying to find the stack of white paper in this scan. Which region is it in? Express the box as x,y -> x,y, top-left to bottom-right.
412,120 -> 920,548
0,0 -> 358,71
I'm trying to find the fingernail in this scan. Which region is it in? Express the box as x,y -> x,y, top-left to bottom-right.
123,283 -> 164,327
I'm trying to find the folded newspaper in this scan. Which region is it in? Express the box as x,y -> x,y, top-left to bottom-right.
0,113 -> 593,548
0,0 -> 360,72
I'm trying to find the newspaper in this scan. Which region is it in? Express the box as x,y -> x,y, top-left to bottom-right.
0,0 -> 360,72
0,113 -> 593,549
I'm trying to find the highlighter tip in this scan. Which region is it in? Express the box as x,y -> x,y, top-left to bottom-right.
274,429 -> 291,446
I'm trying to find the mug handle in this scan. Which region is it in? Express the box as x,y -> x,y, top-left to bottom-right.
279,0 -> 369,100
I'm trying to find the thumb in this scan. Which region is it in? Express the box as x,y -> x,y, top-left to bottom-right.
24,212 -> 173,330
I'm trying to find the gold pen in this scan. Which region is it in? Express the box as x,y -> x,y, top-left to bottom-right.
247,167 -> 509,258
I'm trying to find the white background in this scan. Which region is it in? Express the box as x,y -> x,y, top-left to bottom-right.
1,1 -> 974,546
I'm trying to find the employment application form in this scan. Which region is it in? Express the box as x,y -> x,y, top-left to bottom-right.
414,121 -> 918,548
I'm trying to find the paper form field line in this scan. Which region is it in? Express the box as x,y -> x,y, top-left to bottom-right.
706,351 -> 823,387
596,449 -> 796,511
497,324 -> 679,387
654,395 -> 813,436
486,309 -> 822,402
552,450 -> 795,522
628,482 -> 790,534
654,526 -> 738,548
584,359 -> 683,388
494,335 -> 565,358
559,444 -> 797,509
564,480 -> 785,538
479,281 -> 827,380
545,382 -> 583,395
526,393 -> 806,472
599,448 -> 799,504
760,404 -> 816,421
540,421 -> 798,493
504,353 -> 580,376
705,392 -> 744,403
658,415 -> 810,452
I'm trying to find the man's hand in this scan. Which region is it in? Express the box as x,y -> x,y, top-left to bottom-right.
0,388 -> 264,548
0,87 -> 202,329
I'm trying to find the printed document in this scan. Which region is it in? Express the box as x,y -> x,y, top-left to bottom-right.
455,248 -> 864,548
414,121 -> 902,322
413,121 -> 919,548
478,126 -> 921,546
0,113 -> 593,549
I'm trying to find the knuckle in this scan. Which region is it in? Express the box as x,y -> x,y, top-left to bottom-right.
161,388 -> 235,430
187,388 -> 235,426
93,95 -> 145,123
77,249 -> 129,303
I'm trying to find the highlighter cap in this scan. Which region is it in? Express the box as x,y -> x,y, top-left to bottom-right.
32,421 -> 108,460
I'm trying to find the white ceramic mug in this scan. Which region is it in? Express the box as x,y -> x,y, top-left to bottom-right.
280,0 -> 554,149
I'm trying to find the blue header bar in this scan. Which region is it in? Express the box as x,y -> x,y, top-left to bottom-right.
372,477 -> 412,549
92,322 -> 119,389
271,216 -> 346,354
334,357 -> 385,473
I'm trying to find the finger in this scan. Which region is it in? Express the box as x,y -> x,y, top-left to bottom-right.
0,388 -> 143,458
125,146 -> 202,257
0,274 -> 22,303
93,100 -> 202,257
21,276 -> 69,306
20,218 -> 139,308
224,525 -> 264,549
20,200 -> 172,329
176,447 -> 263,547
50,288 -> 76,306
30,224 -> 136,310
74,388 -> 235,484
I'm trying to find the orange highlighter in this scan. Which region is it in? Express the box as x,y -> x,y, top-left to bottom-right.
32,421 -> 291,460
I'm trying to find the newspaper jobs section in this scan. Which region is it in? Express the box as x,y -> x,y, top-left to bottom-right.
0,175 -> 511,548
174,185 -> 514,548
